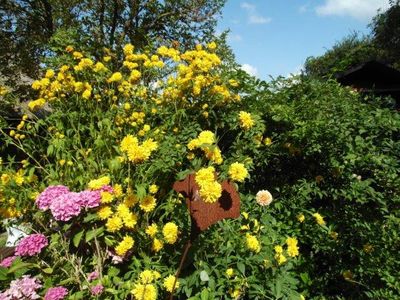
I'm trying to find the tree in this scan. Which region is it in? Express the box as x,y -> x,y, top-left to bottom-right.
0,0 -> 226,88
303,33 -> 382,78
371,0 -> 400,68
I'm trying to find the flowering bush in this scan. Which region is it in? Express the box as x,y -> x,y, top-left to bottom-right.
0,43 -> 302,299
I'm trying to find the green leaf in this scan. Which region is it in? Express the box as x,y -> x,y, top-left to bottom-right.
73,230 -> 85,247
0,267 -> 8,281
237,262 -> 245,275
85,227 -> 104,243
200,270 -> 209,282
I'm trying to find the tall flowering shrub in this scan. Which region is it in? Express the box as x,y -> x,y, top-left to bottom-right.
0,43 -> 302,299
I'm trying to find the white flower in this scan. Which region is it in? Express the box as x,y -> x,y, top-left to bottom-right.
256,190 -> 273,206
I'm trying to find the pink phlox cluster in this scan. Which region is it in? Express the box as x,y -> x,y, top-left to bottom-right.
107,250 -> 123,264
99,185 -> 114,193
87,271 -> 99,282
2,275 -> 42,299
44,286 -> 68,300
49,192 -> 82,221
36,185 -> 70,210
0,256 -> 17,268
15,234 -> 48,257
90,284 -> 104,296
76,190 -> 101,208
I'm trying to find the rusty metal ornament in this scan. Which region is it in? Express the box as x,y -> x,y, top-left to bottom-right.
173,173 -> 240,239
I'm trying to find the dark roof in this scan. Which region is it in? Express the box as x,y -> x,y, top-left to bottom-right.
336,60 -> 400,90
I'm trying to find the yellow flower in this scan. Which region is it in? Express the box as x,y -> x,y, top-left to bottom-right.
1,174 -> 10,185
297,214 -> 305,223
152,238 -> 163,252
131,283 -> 157,300
123,212 -> 138,228
45,69 -> 55,78
124,194 -> 138,207
246,233 -> 261,253
195,167 -> 215,185
145,224 -> 158,237
228,162 -> 248,182
106,216 -> 123,232
286,237 -> 299,257
28,98 -> 46,111
139,195 -> 156,212
162,222 -> 178,244
238,111 -> 255,130
88,176 -> 110,190
101,191 -> 114,204
226,268 -> 234,278
113,184 -> 123,197
97,206 -> 113,220
198,180 -> 222,203
107,72 -> 123,83
149,184 -> 158,194
313,213 -> 326,226
115,236 -> 134,256
163,275 -> 179,293
139,270 -> 160,284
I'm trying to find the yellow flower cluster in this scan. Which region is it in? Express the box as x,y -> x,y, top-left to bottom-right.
162,222 -> 178,244
286,237 -> 299,257
246,233 -> 261,253
238,111 -> 255,130
313,212 -> 326,226
120,135 -> 158,163
228,162 -> 248,182
195,167 -> 222,203
131,270 -> 161,300
274,245 -> 287,265
163,275 -> 179,293
88,176 -> 110,190
115,235 -> 134,256
187,131 -> 223,164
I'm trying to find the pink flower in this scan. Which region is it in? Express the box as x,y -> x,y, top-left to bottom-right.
90,284 -> 104,296
44,287 -> 68,300
50,192 -> 81,221
107,250 -> 123,264
87,271 -> 99,282
15,234 -> 48,257
76,190 -> 101,208
0,256 -> 17,268
36,185 -> 70,210
100,185 -> 114,193
5,275 -> 42,299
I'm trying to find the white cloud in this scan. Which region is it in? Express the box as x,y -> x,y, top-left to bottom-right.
241,2 -> 255,10
316,0 -> 390,20
228,33 -> 242,42
249,15 -> 271,24
240,2 -> 271,25
241,64 -> 258,76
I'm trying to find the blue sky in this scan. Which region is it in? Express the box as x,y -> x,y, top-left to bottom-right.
217,0 -> 390,79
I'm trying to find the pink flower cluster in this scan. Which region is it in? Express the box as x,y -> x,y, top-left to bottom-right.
36,184 -> 110,221
90,284 -> 104,296
36,185 -> 70,210
0,256 -> 17,268
44,286 -> 68,300
0,275 -> 42,299
15,234 -> 48,257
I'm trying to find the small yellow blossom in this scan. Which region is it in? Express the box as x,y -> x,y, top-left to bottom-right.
163,275 -> 179,293
162,222 -> 178,244
115,236 -> 134,256
313,213 -> 326,226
